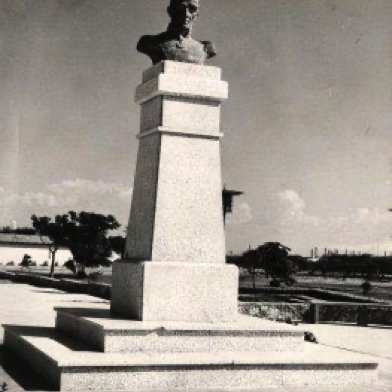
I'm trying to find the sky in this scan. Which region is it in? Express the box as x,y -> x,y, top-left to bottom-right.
1,0 -> 391,257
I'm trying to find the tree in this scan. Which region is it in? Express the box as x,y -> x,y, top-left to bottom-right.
32,215 -> 67,278
34,211 -> 120,277
64,211 -> 120,272
257,242 -> 296,285
34,212 -> 121,275
241,248 -> 261,302
108,235 -> 126,258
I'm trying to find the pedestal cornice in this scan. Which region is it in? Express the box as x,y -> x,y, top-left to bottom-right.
135,73 -> 228,104
137,126 -> 223,140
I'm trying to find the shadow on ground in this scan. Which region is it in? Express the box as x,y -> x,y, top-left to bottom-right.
0,345 -> 52,391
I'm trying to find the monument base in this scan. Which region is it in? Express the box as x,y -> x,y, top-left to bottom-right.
4,317 -> 378,391
110,260 -> 238,323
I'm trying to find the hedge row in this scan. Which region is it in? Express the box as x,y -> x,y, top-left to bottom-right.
239,301 -> 392,326
239,302 -> 311,322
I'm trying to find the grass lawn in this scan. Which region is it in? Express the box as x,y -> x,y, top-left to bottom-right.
240,275 -> 392,302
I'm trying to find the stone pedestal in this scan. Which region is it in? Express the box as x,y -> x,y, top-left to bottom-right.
110,61 -> 236,322
111,261 -> 238,322
2,61 -> 379,391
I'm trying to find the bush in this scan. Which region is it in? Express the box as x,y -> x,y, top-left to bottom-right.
285,276 -> 296,286
41,261 -> 49,267
270,279 -> 281,288
6,261 -> 15,266
64,260 -> 77,274
20,254 -> 35,268
76,269 -> 87,279
362,280 -> 372,296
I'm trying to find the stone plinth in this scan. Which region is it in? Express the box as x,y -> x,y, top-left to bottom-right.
111,261 -> 238,322
125,61 -> 228,263
3,324 -> 378,391
111,61 -> 235,321
55,309 -> 305,353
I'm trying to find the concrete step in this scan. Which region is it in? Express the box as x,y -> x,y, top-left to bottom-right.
3,324 -> 378,391
55,307 -> 305,353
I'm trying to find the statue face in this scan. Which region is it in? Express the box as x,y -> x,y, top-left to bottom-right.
168,0 -> 199,31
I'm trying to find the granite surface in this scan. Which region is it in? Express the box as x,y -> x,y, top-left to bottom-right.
111,261 -> 238,322
55,308 -> 304,353
125,61 -> 227,263
4,324 -> 378,391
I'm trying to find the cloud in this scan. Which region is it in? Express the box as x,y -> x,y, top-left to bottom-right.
275,189 -> 392,255
278,190 -> 320,227
226,202 -> 253,225
0,179 -> 133,226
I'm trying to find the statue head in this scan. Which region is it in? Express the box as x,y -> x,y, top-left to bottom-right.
167,0 -> 200,33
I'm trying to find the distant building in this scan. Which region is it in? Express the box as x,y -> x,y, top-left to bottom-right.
0,234 -> 72,265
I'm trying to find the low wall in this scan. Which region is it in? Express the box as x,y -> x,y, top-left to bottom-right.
0,271 -> 111,300
312,301 -> 392,326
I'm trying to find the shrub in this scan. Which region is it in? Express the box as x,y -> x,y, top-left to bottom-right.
64,259 -> 77,274
20,254 -> 35,268
6,261 -> 15,266
362,280 -> 372,296
41,261 -> 49,267
270,279 -> 281,288
76,269 -> 87,279
285,276 -> 296,286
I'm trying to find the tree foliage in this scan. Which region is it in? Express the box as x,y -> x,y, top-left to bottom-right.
32,214 -> 67,277
310,254 -> 392,280
257,242 -> 296,284
108,235 -> 126,258
32,211 -> 120,276
228,242 -> 297,301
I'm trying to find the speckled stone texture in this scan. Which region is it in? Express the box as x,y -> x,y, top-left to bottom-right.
110,261 -> 238,322
3,61 -> 380,390
55,308 -> 304,353
3,324 -> 378,391
124,61 -> 227,264
113,61 -> 233,321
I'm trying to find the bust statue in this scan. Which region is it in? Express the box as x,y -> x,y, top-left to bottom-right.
137,0 -> 216,65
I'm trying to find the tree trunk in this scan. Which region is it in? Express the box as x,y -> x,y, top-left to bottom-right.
252,268 -> 257,303
49,250 -> 56,278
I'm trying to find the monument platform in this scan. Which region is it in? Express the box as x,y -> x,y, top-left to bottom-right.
1,60 -> 379,390
55,308 -> 304,353
3,311 -> 378,391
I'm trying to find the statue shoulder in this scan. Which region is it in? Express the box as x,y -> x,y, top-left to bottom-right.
137,33 -> 167,54
201,41 -> 217,59
137,35 -> 156,55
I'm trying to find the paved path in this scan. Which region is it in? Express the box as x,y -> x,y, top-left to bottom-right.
0,283 -> 391,392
